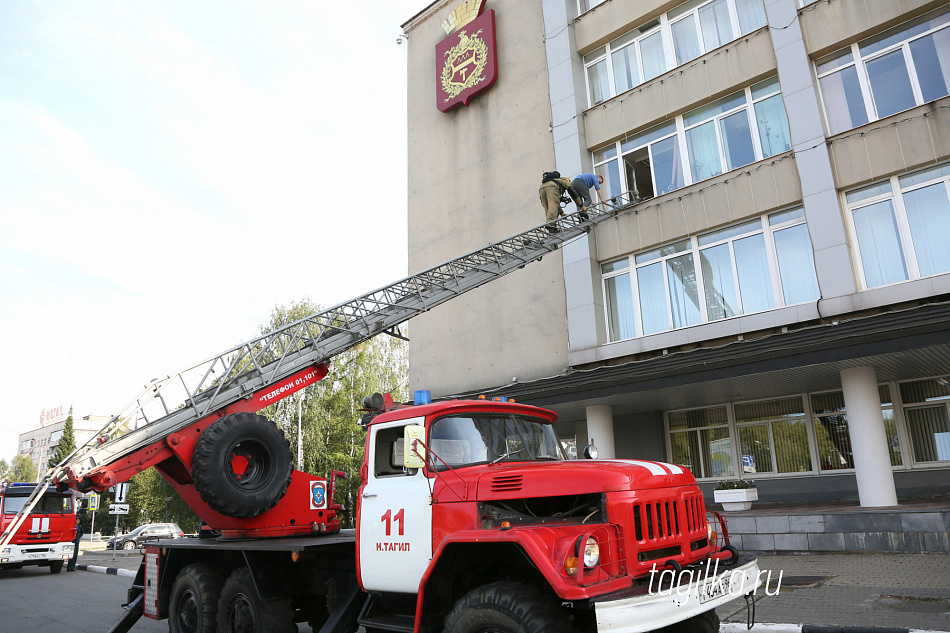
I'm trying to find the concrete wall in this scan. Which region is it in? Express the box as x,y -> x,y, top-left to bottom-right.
828,97 -> 950,189
799,0 -> 946,58
404,1 -> 570,397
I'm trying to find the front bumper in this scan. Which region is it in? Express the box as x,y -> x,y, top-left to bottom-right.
0,542 -> 73,565
594,559 -> 761,632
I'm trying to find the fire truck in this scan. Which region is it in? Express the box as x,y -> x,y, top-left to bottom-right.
0,482 -> 76,573
2,201 -> 760,632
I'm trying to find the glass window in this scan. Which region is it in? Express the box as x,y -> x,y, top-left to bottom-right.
847,162 -> 950,289
602,208 -> 818,341
736,395 -> 812,474
754,94 -> 792,157
651,135 -> 686,195
669,405 -> 733,478
818,9 -> 950,134
851,200 -> 908,287
581,0 -> 767,107
904,406 -> 950,462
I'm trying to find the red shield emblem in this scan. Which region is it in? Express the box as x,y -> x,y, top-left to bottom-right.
436,9 -> 498,113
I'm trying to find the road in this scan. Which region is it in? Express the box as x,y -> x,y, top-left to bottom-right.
0,563 -> 166,633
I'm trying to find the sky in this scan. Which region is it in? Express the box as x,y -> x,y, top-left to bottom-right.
0,1 -> 429,461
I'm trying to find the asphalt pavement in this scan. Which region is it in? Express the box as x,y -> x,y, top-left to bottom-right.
73,545 -> 950,632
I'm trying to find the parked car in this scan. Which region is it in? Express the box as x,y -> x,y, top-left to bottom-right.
107,523 -> 184,550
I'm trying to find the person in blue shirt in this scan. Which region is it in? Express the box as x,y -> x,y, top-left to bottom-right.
570,173 -> 607,219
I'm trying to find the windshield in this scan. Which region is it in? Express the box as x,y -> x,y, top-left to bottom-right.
429,414 -> 565,469
2,495 -> 73,515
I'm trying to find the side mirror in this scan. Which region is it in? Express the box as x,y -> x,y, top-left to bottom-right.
404,426 -> 426,469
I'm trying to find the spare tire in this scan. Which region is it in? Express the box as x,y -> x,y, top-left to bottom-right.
191,412 -> 293,518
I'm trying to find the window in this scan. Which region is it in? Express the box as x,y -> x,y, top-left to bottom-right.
602,208 -> 819,341
428,415 -> 564,470
812,387 -> 901,471
668,386 -> 903,480
900,377 -> 950,463
582,0 -> 767,107
846,162 -> 950,289
735,397 -> 813,473
816,9 -> 950,135
594,79 -> 790,203
578,0 -> 607,13
668,406 -> 734,478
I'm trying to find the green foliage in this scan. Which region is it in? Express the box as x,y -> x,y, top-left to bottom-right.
0,459 -> 10,482
49,406 -> 77,469
260,299 -> 409,527
126,469 -> 201,533
10,454 -> 37,482
714,479 -> 756,490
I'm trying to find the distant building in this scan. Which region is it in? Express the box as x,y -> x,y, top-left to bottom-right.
17,410 -> 109,476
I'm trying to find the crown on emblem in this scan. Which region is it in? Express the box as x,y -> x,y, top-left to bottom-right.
441,0 -> 487,35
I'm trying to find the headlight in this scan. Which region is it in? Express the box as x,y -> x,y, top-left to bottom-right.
582,537 -> 600,569
1,548 -> 10,554
64,544 -> 74,552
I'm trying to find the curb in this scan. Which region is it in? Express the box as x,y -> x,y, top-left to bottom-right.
76,564 -> 137,578
722,625 -> 949,633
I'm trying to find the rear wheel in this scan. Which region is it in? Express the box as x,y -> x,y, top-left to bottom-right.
443,581 -> 571,633
49,560 -> 64,574
216,566 -> 294,633
192,412 -> 293,518
123,540 -> 136,550
170,563 -> 223,633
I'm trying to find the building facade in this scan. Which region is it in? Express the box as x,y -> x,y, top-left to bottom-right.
17,410 -> 107,476
402,0 -> 950,506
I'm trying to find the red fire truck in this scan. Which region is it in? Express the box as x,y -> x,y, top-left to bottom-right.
4,204 -> 760,632
0,483 -> 76,574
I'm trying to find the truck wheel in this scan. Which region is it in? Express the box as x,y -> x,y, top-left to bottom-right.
170,563 -> 223,633
217,567 -> 293,633
655,608 -> 720,633
443,581 -> 571,633
49,560 -> 64,574
192,412 -> 293,518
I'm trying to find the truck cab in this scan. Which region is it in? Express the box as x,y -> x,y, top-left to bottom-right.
356,396 -> 760,633
0,483 -> 76,574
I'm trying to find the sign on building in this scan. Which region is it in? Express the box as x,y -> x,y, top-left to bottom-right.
436,0 -> 498,113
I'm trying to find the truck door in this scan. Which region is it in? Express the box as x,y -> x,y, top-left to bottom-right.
358,416 -> 433,593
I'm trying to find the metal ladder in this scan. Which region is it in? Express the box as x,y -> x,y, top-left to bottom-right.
1,194 -> 634,549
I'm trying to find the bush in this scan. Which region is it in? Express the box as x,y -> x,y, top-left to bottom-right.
715,479 -> 756,490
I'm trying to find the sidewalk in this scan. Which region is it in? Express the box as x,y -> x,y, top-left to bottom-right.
720,553 -> 950,631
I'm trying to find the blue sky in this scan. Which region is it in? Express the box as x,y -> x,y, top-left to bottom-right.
0,1 -> 427,461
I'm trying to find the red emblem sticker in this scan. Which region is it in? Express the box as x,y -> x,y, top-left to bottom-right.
436,7 -> 498,113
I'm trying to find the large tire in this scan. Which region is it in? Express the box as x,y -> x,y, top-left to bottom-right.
443,581 -> 572,633
216,567 -> 293,633
169,563 -> 224,633
192,412 -> 293,518
49,560 -> 64,574
655,608 -> 720,633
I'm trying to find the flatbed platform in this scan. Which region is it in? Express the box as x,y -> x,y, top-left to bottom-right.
148,528 -> 356,552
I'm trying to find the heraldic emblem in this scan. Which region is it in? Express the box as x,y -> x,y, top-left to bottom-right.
436,0 -> 498,113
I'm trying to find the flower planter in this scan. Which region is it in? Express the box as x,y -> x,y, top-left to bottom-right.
713,488 -> 758,511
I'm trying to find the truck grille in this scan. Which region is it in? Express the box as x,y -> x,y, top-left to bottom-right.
22,547 -> 50,553
490,475 -> 523,493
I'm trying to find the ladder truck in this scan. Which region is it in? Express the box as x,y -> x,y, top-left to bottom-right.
2,198 -> 760,633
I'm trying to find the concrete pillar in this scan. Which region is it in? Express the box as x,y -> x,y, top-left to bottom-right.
840,366 -> 898,507
586,404 -> 616,459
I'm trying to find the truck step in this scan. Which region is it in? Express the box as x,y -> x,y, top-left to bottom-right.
357,614 -> 415,633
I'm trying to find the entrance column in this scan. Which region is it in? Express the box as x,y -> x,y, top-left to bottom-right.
586,405 -> 616,459
840,366 -> 898,507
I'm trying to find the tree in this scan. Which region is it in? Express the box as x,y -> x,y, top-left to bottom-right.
10,454 -> 37,482
0,458 -> 10,483
261,299 -> 409,527
49,406 -> 77,469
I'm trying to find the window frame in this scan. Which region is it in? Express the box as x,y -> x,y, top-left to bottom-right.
815,9 -> 950,135
844,162 -> 950,290
581,0 -> 768,108
601,206 -> 816,342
